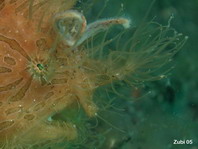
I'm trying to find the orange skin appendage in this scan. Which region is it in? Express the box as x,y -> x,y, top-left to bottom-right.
0,0 -> 97,147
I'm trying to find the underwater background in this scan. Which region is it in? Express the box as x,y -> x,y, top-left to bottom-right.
39,0 -> 198,149
65,0 -> 198,149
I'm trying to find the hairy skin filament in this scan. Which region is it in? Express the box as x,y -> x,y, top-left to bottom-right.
54,10 -> 131,47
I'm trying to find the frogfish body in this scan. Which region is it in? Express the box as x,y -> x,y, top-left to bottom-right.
0,0 -> 97,147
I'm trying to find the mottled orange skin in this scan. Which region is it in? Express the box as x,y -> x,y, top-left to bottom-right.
0,0 -> 97,147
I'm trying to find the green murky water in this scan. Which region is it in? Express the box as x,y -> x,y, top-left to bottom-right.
23,0 -> 198,148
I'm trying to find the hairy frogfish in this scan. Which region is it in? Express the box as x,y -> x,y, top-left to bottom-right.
0,0 -> 187,148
